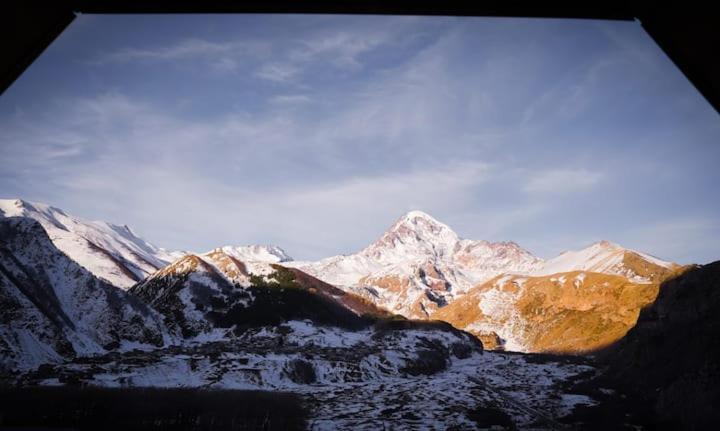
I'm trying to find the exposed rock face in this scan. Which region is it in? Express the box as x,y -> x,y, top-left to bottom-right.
284,358 -> 317,384
433,271 -> 664,353
0,217 -> 172,371
475,331 -> 503,350
601,261 -> 720,429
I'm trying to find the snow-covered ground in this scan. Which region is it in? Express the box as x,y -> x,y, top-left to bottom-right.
17,321 -> 598,430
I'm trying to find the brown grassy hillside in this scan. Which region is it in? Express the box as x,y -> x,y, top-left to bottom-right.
433,271 -> 664,353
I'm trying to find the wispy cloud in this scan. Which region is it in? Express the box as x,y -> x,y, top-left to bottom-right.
92,38 -> 265,64
255,62 -> 301,83
524,169 -> 605,194
92,22 -> 405,84
292,31 -> 392,69
268,94 -> 313,105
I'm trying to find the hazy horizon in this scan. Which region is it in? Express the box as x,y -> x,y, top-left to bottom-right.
1,15 -> 718,263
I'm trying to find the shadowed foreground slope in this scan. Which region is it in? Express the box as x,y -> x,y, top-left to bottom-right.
569,262 -> 720,429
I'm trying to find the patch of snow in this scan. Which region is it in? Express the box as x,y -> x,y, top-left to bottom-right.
558,393 -> 596,417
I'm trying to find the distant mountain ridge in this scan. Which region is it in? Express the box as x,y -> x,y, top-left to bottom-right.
291,210 -> 677,319
536,239 -> 676,283
0,199 -> 184,289
0,199 -> 294,290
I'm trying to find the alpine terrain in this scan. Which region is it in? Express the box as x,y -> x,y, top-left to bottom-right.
292,210 -> 681,353
1,198 -> 713,430
289,211 -> 544,319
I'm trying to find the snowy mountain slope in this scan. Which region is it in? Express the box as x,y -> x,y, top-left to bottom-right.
535,240 -> 678,283
0,199 -> 184,289
291,211 -> 679,323
289,211 -> 543,318
130,248 -> 390,339
0,217 -> 173,371
0,200 -> 683,356
218,244 -> 292,263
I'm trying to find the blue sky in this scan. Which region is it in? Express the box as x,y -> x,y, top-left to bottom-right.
1,14 -> 719,263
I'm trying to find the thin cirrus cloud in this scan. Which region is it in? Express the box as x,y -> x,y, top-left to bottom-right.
524,169 -> 605,194
0,15 -> 718,264
255,62 -> 301,83
92,22 -> 405,82
268,94 -> 313,105
91,38 -> 265,64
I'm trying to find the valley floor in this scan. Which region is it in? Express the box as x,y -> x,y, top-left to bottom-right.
3,322 -> 629,430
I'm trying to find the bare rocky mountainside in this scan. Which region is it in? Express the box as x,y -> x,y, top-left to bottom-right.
433,271 -> 661,353
0,217 -> 172,371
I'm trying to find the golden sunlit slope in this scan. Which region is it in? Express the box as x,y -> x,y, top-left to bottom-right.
433,270 -> 674,354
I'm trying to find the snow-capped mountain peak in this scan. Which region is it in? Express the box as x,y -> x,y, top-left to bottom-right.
397,210 -> 447,227
362,210 -> 460,261
595,239 -> 620,248
389,210 -> 456,238
292,210 -> 543,318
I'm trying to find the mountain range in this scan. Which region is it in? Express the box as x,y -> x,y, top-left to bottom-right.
0,198 -> 683,358
3,197 -> 715,428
